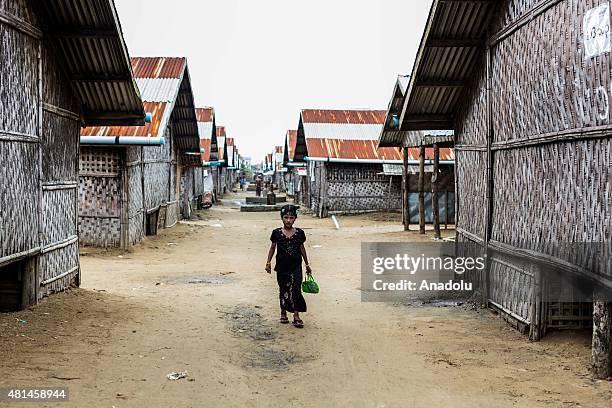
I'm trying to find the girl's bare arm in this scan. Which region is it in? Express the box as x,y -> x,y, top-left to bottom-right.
300,244 -> 312,274
265,243 -> 276,273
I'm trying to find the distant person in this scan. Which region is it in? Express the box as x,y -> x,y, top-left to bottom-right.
239,174 -> 246,191
265,204 -> 311,328
255,175 -> 263,197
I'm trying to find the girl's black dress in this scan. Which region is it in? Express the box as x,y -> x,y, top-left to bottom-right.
270,227 -> 307,313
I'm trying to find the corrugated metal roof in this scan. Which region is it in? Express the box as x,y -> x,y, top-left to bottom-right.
217,136 -> 225,161
303,123 -> 384,140
195,107 -> 214,123
34,0 -> 145,126
216,127 -> 226,137
275,146 -> 283,154
286,130 -> 297,161
131,57 -> 186,79
80,57 -> 199,153
201,138 -> 211,162
135,78 -> 182,102
81,101 -> 167,137
305,139 -> 403,161
226,137 -> 235,146
198,122 -> 214,139
399,0 -> 496,130
302,109 -> 386,124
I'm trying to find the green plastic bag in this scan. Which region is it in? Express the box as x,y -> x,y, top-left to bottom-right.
302,273 -> 319,294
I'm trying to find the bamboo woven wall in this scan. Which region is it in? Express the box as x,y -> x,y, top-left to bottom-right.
454,0 -> 612,331
180,167 -> 195,218
309,163 -> 403,216
127,147 -> 144,245
194,168 -> 204,197
78,147 -> 122,247
40,35 -> 81,295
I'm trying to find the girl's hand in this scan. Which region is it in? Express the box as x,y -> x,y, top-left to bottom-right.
265,263 -> 272,274
305,265 -> 312,275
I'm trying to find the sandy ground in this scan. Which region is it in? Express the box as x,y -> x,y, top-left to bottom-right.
1,192 -> 611,408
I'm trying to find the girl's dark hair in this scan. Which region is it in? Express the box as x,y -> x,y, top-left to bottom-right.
280,204 -> 298,218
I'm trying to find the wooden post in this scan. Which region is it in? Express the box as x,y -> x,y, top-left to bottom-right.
402,146 -> 409,231
592,289 -> 612,379
419,145 -> 425,234
432,143 -> 441,239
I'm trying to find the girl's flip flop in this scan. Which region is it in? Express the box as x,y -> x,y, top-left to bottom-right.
280,315 -> 289,324
292,319 -> 304,328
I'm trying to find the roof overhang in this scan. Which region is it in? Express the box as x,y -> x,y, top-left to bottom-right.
398,0 -> 496,132
32,0 -> 145,126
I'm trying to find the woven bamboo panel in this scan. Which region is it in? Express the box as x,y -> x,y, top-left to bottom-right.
41,189 -> 77,247
170,163 -> 177,201
492,139 -> 611,278
456,150 -> 487,239
492,0 -> 611,142
42,44 -> 79,112
166,202 -> 179,227
490,255 -> 536,323
180,167 -> 195,218
455,54 -> 488,147
78,176 -> 120,231
79,217 -> 121,247
128,213 -> 144,246
79,147 -> 122,176
0,0 -> 37,26
39,242 -> 79,297
0,24 -> 38,135
0,141 -> 39,259
42,114 -> 79,181
194,168 -> 204,196
126,145 -> 142,163
144,162 -> 170,211
457,234 -> 486,293
127,165 -> 143,217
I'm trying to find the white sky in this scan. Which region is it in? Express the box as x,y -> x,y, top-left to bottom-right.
115,0 -> 432,162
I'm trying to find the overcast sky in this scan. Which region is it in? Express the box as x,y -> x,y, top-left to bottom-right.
115,0 -> 432,162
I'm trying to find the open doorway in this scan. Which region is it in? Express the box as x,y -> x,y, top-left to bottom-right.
0,257 -> 37,312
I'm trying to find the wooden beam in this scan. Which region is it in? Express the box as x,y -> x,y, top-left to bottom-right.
592,291 -> 611,379
419,145 -> 426,234
432,143 -> 441,239
402,147 -> 410,231
426,38 -> 482,47
403,114 -> 452,123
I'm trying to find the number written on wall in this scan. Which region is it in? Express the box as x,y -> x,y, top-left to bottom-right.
584,3 -> 611,58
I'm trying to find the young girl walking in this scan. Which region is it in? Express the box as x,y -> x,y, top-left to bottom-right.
265,204 -> 311,328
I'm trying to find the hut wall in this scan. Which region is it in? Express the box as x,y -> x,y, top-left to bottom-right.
455,0 -> 612,332
194,167 -> 205,198
309,162 -> 403,217
39,36 -> 82,296
78,147 -> 123,247
180,166 -> 195,219
126,146 -> 144,245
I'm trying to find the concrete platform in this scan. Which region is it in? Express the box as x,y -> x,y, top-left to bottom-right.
240,204 -> 300,212
245,195 -> 287,204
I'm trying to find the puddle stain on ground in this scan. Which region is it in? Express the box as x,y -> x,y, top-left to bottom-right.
218,305 -> 312,370
174,276 -> 229,285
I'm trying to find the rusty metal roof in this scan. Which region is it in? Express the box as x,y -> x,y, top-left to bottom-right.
195,107 -> 214,123
284,130 -> 298,162
81,57 -> 199,153
305,139 -> 403,161
302,109 -> 386,124
32,0 -> 145,126
298,109 -> 405,162
226,137 -> 235,146
200,138 -> 212,162
82,101 -> 167,137
399,0 -> 496,130
131,57 -> 185,78
195,107 -> 216,163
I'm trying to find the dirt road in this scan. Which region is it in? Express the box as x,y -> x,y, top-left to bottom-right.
1,193 -> 611,407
